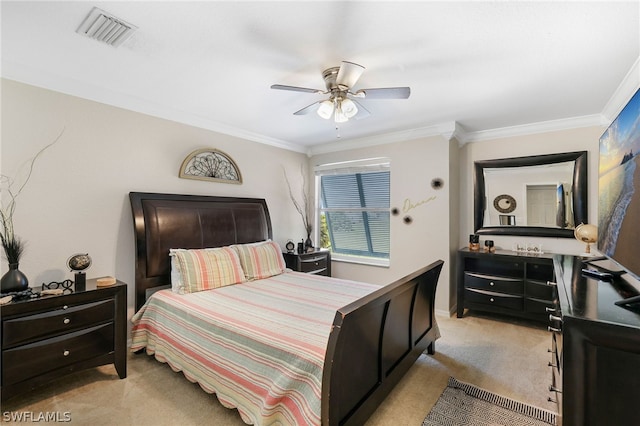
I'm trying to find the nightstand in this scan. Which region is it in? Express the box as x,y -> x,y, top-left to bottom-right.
0,278 -> 127,401
283,250 -> 331,277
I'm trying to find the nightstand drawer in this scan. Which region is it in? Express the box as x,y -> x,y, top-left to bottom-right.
2,323 -> 114,385
465,288 -> 523,311
464,272 -> 523,295
299,255 -> 329,274
283,251 -> 331,276
2,299 -> 114,348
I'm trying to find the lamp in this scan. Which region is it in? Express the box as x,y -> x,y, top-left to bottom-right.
316,96 -> 358,122
574,223 -> 598,257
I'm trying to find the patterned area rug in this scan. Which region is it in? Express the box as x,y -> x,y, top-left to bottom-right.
423,377 -> 557,426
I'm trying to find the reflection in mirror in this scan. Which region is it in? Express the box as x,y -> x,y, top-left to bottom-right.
474,151 -> 588,238
483,161 -> 575,228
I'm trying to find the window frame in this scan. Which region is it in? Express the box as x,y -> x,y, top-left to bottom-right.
315,158 -> 391,267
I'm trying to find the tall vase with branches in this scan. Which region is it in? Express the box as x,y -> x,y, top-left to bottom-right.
1,130 -> 63,293
283,164 -> 313,251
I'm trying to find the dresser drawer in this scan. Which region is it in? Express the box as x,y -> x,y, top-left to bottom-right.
2,323 -> 114,385
525,280 -> 555,301
525,297 -> 554,316
299,254 -> 329,274
463,257 -> 524,277
465,288 -> 523,311
2,299 -> 114,348
464,272 -> 523,295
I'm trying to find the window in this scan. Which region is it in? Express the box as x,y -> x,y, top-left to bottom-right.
316,159 -> 390,266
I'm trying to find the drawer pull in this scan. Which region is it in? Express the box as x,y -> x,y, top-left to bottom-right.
549,385 -> 562,393
315,262 -> 319,266
546,281 -> 557,287
63,305 -> 69,310
490,298 -> 495,302
490,282 -> 495,286
63,318 -> 71,325
63,350 -> 70,357
549,314 -> 562,322
547,348 -> 556,354
545,307 -> 558,313
548,361 -> 557,368
548,326 -> 561,333
548,397 -> 557,403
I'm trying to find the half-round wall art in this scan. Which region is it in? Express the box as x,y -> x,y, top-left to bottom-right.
179,148 -> 242,184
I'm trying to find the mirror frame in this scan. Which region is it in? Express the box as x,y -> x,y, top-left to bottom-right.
474,151 -> 588,238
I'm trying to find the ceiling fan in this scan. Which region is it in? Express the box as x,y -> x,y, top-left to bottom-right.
271,61 -> 410,123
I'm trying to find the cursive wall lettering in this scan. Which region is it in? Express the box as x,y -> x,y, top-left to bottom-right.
403,196 -> 436,213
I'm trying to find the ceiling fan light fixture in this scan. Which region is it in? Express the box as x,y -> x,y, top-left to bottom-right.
341,98 -> 358,118
333,102 -> 348,123
334,110 -> 348,123
317,100 -> 334,120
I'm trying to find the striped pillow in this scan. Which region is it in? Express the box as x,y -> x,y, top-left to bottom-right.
231,240 -> 286,280
170,247 -> 246,294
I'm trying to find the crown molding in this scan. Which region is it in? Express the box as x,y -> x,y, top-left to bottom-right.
601,56 -> 640,123
5,55 -> 638,155
307,121 -> 460,156
1,62 -> 306,154
458,114 -> 607,145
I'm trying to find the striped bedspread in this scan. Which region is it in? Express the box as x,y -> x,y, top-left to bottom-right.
130,271 -> 381,426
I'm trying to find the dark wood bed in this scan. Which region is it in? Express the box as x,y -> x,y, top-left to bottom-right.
129,191 -> 443,426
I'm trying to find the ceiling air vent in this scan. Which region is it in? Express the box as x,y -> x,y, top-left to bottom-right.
76,7 -> 137,47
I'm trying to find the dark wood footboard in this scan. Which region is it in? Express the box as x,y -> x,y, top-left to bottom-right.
322,259 -> 444,426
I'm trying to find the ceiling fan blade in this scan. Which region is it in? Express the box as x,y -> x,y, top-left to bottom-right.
271,84 -> 324,94
336,61 -> 365,89
351,99 -> 370,120
293,101 -> 320,115
355,87 -> 411,99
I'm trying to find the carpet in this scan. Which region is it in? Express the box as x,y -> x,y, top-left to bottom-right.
422,377 -> 557,426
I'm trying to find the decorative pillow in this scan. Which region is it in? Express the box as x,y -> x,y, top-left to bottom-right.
170,247 -> 246,294
231,240 -> 286,280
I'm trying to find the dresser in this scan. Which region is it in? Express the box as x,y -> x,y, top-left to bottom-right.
1,279 -> 127,401
457,248 -> 556,322
549,255 -> 640,426
283,250 -> 331,276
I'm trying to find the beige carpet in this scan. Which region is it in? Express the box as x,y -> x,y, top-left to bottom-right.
1,312 -> 555,425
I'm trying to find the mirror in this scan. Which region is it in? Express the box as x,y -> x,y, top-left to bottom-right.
474,151 -> 587,238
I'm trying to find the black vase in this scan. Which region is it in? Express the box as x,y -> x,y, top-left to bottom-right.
305,236 -> 313,252
1,263 -> 29,293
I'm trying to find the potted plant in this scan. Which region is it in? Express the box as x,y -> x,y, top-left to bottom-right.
0,216 -> 28,293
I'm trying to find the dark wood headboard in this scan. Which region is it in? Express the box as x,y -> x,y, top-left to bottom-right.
129,192 -> 272,310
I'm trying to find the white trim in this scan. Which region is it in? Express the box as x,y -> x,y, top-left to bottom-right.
330,253 -> 390,268
307,122 -> 457,156
314,157 -> 390,174
601,56 -> 640,123
458,114 -> 607,145
6,53 -> 638,154
1,62 -> 306,154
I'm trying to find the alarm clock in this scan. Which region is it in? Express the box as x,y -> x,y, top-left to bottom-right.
285,240 -> 295,253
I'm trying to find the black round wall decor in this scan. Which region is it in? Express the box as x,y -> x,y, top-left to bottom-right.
493,194 -> 517,213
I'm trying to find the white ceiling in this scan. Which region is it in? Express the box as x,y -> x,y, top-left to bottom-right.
2,1 -> 639,154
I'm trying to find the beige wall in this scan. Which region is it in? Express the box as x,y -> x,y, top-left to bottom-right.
310,135 -> 458,314
1,79 -> 308,318
458,126 -> 603,255
0,78 -> 609,319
